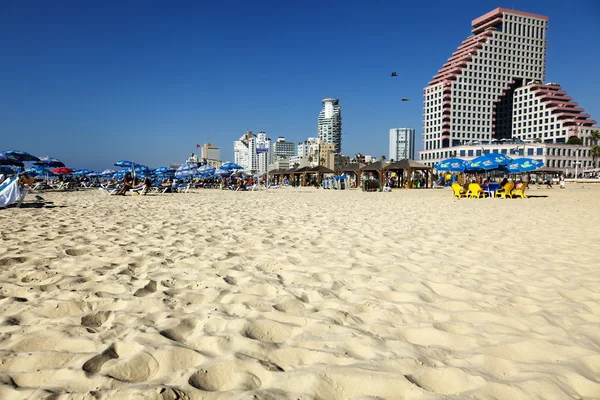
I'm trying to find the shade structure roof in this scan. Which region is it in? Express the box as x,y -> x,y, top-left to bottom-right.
268,169 -> 285,175
385,159 -> 433,170
360,160 -> 388,171
291,166 -> 312,174
338,163 -> 365,172
308,165 -> 335,174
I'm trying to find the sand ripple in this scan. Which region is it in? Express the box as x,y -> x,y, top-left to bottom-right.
0,187 -> 599,398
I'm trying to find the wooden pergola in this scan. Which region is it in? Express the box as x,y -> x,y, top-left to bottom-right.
290,166 -> 312,186
308,165 -> 335,185
337,163 -> 364,188
360,160 -> 388,187
268,169 -> 285,184
384,159 -> 433,188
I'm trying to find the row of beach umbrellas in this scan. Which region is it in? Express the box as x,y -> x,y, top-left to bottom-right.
435,153 -> 544,173
1,150 -> 246,181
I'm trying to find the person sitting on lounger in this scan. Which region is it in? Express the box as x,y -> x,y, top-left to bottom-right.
132,176 -> 152,195
116,173 -> 133,195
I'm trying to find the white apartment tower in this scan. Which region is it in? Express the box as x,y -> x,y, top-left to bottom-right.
233,131 -> 272,173
389,128 -> 415,161
419,8 -> 597,165
318,98 -> 342,154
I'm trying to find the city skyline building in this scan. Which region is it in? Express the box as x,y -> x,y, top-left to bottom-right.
200,143 -> 221,168
271,136 -> 295,160
389,128 -> 416,161
318,98 -> 342,154
418,7 -> 597,167
233,131 -> 272,173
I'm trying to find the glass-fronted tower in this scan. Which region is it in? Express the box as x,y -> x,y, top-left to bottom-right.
318,98 -> 342,154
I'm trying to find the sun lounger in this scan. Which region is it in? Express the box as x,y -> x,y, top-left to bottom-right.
99,187 -> 119,196
0,177 -> 28,208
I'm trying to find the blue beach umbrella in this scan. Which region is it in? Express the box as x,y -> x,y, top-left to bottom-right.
0,151 -> 25,167
175,163 -> 198,178
2,150 -> 40,162
0,166 -> 15,175
482,153 -> 512,166
214,168 -> 231,177
467,155 -> 500,171
220,162 -> 243,170
197,164 -> 216,174
101,169 -> 116,176
114,160 -> 136,168
435,158 -> 468,172
22,165 -> 50,176
505,158 -> 544,173
74,169 -> 91,176
35,156 -> 65,168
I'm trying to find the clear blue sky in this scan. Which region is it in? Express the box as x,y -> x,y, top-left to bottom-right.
1,0 -> 598,171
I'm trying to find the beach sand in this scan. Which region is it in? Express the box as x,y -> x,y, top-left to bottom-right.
0,185 -> 599,399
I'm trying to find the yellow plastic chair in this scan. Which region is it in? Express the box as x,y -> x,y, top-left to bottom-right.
451,183 -> 466,198
495,181 -> 515,199
467,183 -> 485,198
512,183 -> 528,199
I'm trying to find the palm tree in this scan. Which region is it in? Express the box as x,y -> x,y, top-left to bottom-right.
592,146 -> 600,169
589,130 -> 600,168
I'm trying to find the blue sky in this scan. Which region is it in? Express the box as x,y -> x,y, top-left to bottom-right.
1,0 -> 599,171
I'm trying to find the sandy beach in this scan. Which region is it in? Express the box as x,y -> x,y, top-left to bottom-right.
1,186 -> 599,399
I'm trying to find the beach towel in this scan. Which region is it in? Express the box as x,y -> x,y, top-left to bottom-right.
0,178 -> 22,208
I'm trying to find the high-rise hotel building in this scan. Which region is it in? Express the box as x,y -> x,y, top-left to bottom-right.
389,128 -> 416,161
318,98 -> 342,154
419,8 -> 597,166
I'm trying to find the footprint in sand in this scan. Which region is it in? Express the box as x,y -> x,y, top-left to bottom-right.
64,248 -> 88,256
134,280 -> 158,297
273,298 -> 305,315
243,319 -> 293,343
160,319 -> 197,343
0,257 -> 28,267
107,351 -> 159,383
223,276 -> 237,285
81,311 -> 112,328
188,362 -> 261,392
83,344 -> 119,374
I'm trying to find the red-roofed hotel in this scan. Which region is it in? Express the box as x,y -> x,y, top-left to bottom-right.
419,8 -> 598,171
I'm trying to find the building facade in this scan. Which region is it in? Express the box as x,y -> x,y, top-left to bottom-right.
315,142 -> 336,170
389,128 -> 416,161
233,131 -> 272,173
418,8 -> 597,167
200,143 -> 221,168
318,98 -> 342,154
272,137 -> 295,159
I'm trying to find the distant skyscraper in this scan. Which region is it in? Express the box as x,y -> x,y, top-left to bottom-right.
389,128 -> 415,160
318,98 -> 342,153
